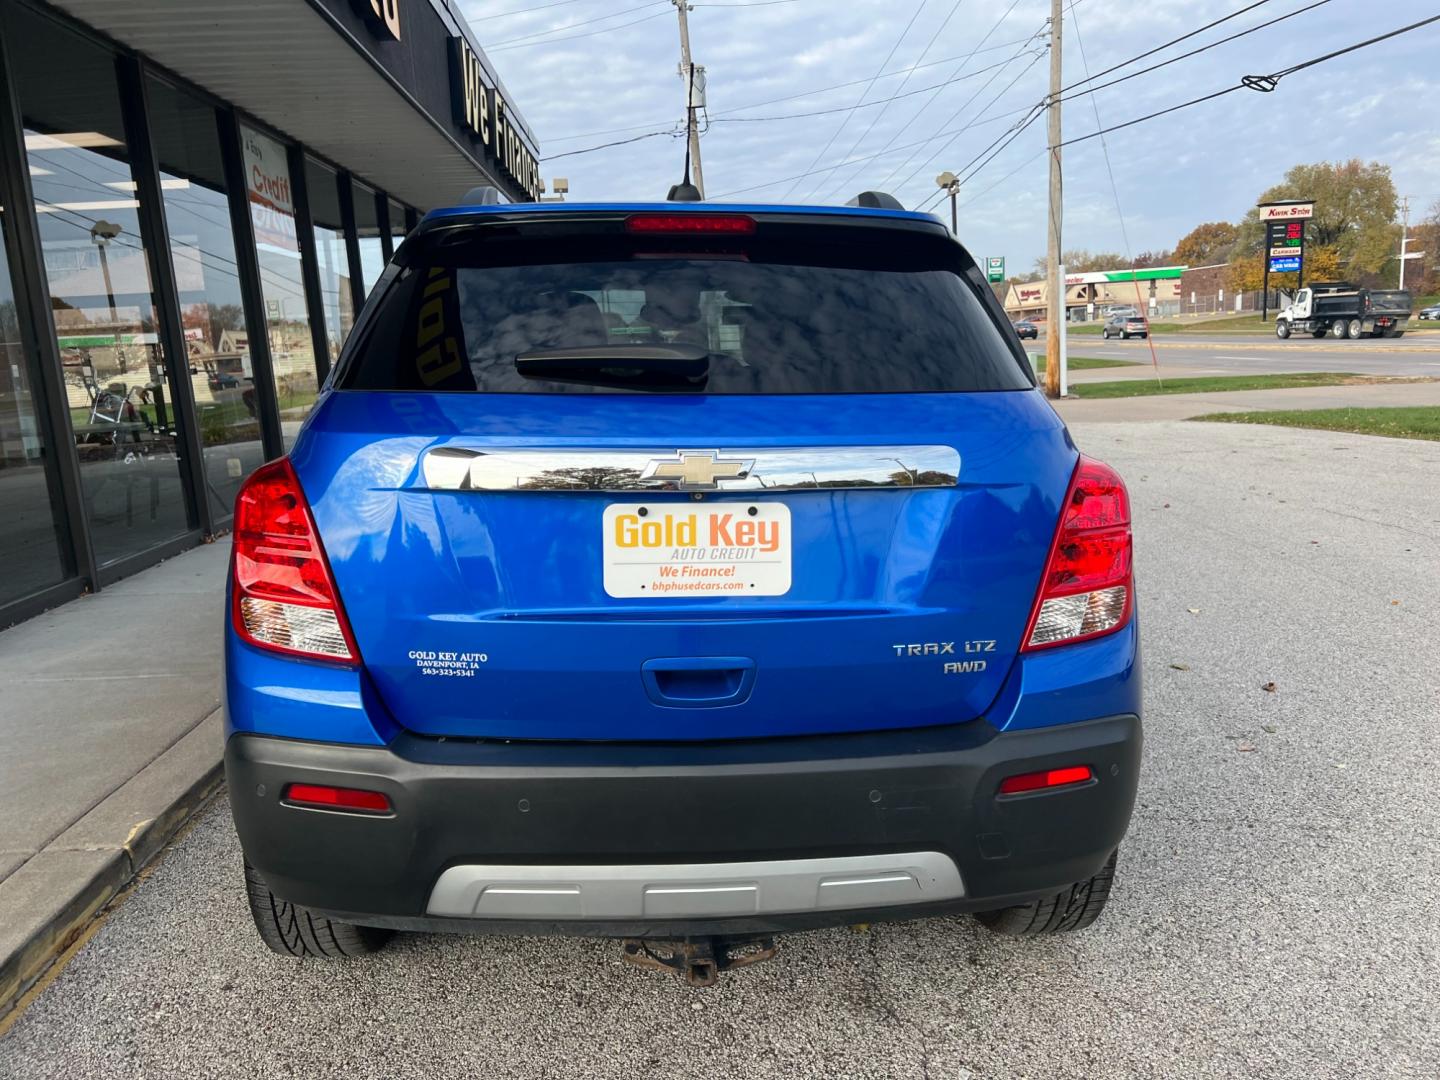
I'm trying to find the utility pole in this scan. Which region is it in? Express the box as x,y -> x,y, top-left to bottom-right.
1044,0 -> 1065,398
672,0 -> 705,198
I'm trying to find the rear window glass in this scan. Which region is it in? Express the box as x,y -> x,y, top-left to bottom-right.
341,220 -> 1032,394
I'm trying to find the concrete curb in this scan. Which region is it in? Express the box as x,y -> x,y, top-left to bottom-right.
0,710 -> 224,1021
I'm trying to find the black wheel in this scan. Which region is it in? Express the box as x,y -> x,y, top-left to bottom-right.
1275,320 -> 1290,339
244,858 -> 392,957
1311,330 -> 1325,338
974,849 -> 1117,936
1102,328 -> 1110,339
1391,331 -> 1404,338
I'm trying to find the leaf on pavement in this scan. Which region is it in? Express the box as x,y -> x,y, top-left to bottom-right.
1236,740 -> 1258,752
1169,663 -> 1191,671
1261,681 -> 1277,692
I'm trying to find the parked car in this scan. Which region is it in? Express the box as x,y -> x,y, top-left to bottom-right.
1012,319 -> 1038,339
1419,302 -> 1440,321
226,196 -> 1141,982
1102,312 -> 1149,339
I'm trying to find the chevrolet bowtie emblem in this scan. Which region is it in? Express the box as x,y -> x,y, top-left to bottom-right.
640,450 -> 755,489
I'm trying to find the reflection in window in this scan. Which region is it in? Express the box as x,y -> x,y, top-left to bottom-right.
12,4 -> 192,565
0,204 -> 69,603
148,77 -> 265,521
241,125 -> 318,450
353,180 -> 385,298
304,158 -> 353,367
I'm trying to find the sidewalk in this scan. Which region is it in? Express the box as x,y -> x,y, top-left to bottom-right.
1052,377 -> 1440,423
0,539 -> 230,1016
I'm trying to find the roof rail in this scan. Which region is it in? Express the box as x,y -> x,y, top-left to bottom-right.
459,185 -> 502,206
845,191 -> 904,210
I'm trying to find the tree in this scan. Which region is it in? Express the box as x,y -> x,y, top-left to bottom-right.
1174,221 -> 1239,266
1130,249 -> 1175,269
1234,160 -> 1398,278
1030,250 -> 1128,275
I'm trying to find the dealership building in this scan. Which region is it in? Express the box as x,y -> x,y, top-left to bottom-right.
0,0 -> 540,626
1003,267 -> 1186,322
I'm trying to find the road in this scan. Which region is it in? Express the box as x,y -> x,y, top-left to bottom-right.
1057,332 -> 1440,377
3,420 -> 1439,1079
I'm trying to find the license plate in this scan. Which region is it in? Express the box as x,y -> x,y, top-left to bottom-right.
602,502 -> 792,598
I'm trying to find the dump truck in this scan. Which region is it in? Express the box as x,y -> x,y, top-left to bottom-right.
1275,283 -> 1412,339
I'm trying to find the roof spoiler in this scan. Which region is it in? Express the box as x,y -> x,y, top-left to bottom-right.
845,191 -> 904,210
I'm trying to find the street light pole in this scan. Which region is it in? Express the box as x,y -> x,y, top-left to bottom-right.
935,172 -> 958,235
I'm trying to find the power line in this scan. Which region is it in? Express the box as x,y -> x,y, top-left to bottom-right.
704,53 -> 1041,123
1057,0 -> 1333,106
489,8 -> 670,51
541,34 -> 1042,141
894,45 -> 1047,201
776,0 -> 929,201
489,0 -> 668,48
709,105 -> 1031,198
1056,14 -> 1440,150
799,0 -> 969,201
486,0 -> 589,19
540,127 -> 681,160
868,0 -> 1039,198
1058,0 -> 1276,94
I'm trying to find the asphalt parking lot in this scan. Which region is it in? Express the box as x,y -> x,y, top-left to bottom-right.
2,419 -> 1438,1080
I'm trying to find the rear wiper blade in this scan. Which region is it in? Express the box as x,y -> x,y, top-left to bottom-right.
515,345 -> 709,391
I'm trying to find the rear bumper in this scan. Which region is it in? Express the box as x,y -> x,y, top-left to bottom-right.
227,713 -> 1140,937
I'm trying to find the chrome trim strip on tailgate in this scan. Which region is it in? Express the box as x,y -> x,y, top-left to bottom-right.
426,852 -> 964,919
421,446 -> 960,492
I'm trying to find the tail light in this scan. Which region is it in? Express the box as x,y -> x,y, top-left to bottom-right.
1021,456 -> 1133,651
231,458 -> 358,663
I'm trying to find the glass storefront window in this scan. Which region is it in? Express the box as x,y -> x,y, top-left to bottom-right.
304,158 -> 353,369
353,180 -> 384,297
147,76 -> 263,522
388,198 -> 407,254
0,206 -> 69,605
240,125 -> 318,450
12,4 -> 192,566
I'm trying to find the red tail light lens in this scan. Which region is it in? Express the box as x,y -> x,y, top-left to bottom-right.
624,213 -> 756,235
998,765 -> 1094,795
1022,456 -> 1133,651
231,458 -> 357,662
283,783 -> 391,814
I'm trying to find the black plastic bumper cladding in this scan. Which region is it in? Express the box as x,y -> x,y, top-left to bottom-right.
227,715 -> 1140,937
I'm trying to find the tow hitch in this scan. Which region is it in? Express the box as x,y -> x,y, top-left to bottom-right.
621,936 -> 778,987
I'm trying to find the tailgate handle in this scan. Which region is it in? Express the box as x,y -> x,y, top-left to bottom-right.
641,657 -> 756,708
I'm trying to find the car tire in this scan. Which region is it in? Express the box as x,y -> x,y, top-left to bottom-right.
974,849 -> 1117,936
1331,322 -> 1347,339
1275,321 -> 1290,339
1311,330 -> 1326,338
1391,331 -> 1404,338
1102,329 -> 1110,339
1347,319 -> 1363,340
244,858 -> 393,958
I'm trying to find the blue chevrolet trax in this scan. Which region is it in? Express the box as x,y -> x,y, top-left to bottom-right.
225,197 -> 1140,980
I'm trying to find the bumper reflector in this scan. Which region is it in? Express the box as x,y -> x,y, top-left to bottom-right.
282,783 -> 392,814
998,765 -> 1094,795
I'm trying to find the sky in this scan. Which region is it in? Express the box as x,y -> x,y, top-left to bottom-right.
466,0 -> 1440,272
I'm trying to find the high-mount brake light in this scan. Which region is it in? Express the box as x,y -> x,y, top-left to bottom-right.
230,458 -> 358,663
282,783 -> 392,814
998,765 -> 1094,795
1021,455 -> 1133,651
624,213 -> 756,235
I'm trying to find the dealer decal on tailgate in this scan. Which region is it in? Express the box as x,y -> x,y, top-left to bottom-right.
602,503 -> 792,598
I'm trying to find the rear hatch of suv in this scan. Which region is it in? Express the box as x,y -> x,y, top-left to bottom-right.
292,207 -> 1078,741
